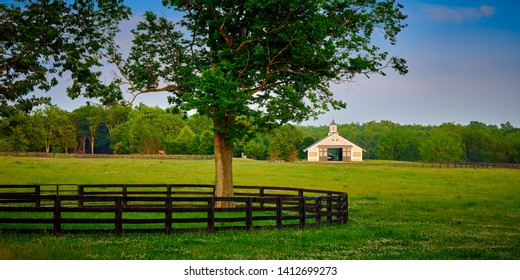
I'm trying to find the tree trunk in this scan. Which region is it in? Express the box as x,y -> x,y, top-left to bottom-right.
79,136 -> 86,154
90,136 -> 95,155
45,128 -> 51,154
213,130 -> 234,208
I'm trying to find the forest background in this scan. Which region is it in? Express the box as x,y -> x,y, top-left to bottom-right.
1,103 -> 519,164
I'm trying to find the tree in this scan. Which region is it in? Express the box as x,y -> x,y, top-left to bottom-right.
269,125 -> 303,162
299,136 -> 317,159
358,120 -> 397,159
375,125 -> 420,161
1,0 -> 131,116
56,116 -> 76,154
34,105 -> 74,154
244,135 -> 268,160
2,111 -> 44,152
126,115 -> 160,154
419,130 -> 464,162
109,0 -> 408,206
105,105 -> 131,136
173,126 -> 196,154
87,107 -> 105,155
72,104 -> 105,154
198,130 -> 215,155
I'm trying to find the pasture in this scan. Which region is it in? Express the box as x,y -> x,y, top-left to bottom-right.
0,156 -> 519,259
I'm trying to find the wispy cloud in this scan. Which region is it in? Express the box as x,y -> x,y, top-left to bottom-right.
422,4 -> 496,23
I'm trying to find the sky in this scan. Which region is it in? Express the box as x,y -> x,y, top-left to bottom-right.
37,0 -> 520,127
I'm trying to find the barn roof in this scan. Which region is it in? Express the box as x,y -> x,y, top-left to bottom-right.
303,133 -> 365,152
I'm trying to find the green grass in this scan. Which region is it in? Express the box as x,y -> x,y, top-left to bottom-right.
0,156 -> 519,259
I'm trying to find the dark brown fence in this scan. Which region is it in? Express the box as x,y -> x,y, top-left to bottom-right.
0,184 -> 348,234
0,152 -> 214,160
361,161 -> 520,169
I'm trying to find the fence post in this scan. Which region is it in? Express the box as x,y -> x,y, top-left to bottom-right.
246,197 -> 253,231
122,185 -> 128,207
327,194 -> 333,225
344,194 -> 349,223
78,185 -> 84,208
259,187 -> 265,208
276,197 -> 283,229
165,197 -> 172,234
115,197 -> 123,235
208,197 -> 215,232
299,196 -> 305,230
166,184 -> 172,201
53,196 -> 61,235
35,185 -> 41,208
315,197 -> 322,226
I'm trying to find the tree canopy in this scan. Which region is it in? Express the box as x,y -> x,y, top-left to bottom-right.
113,0 -> 407,134
0,0 -> 130,116
108,0 -> 408,204
2,0 -> 409,205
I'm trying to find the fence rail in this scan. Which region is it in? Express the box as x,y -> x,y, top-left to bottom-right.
361,161 -> 520,169
0,184 -> 348,234
3,153 -> 519,169
0,152 -> 214,160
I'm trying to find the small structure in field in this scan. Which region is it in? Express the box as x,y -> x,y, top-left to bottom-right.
303,120 -> 364,162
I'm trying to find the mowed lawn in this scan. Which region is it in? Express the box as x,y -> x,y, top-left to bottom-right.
0,156 -> 519,259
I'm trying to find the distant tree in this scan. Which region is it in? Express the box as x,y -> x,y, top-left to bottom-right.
187,113 -> 213,135
87,107 -> 105,155
375,125 -> 420,161
359,120 -> 398,159
0,0 -> 130,116
244,136 -> 267,160
419,130 -> 464,162
105,105 -> 131,136
56,116 -> 76,154
269,125 -> 302,162
198,131 -> 215,155
505,131 -> 520,163
110,1 -> 408,205
3,111 -> 44,152
72,104 -> 104,154
33,105 -> 76,154
174,126 -> 196,154
461,122 -> 494,162
127,115 -> 161,154
299,136 -> 317,160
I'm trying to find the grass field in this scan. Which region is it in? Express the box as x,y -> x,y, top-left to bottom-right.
0,156 -> 519,259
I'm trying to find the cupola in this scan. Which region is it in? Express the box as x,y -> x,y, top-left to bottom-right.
328,119 -> 337,135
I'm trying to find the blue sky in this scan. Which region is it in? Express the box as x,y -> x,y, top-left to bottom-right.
46,0 -> 520,127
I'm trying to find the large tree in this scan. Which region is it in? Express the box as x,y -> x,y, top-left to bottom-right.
114,0 -> 408,206
0,0 -> 130,116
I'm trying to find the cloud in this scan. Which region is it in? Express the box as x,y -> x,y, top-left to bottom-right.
422,4 -> 496,23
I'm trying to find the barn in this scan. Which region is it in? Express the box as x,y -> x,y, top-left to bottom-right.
303,120 -> 364,162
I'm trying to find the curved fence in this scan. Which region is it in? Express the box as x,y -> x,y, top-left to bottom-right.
0,184 -> 348,234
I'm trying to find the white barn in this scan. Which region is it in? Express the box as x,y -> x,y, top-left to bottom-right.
303,120 -> 364,162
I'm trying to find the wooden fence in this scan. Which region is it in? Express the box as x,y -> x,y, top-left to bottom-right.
0,184 -> 348,234
0,152 -> 214,160
2,152 -> 519,169
361,161 -> 520,169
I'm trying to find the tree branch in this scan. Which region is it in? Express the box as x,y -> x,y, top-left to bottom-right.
128,84 -> 183,105
252,27 -> 302,95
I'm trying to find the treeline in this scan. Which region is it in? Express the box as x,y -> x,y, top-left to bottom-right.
298,121 -> 520,163
1,104 -> 520,163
